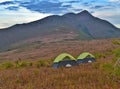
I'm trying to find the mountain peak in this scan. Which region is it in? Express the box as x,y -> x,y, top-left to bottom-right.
0,10 -> 120,52
62,12 -> 76,17
81,10 -> 90,13
77,10 -> 92,16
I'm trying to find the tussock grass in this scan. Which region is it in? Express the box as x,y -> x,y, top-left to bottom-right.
0,62 -> 14,69
0,54 -> 120,89
112,48 -> 120,58
112,39 -> 120,45
0,59 -> 52,70
0,62 -> 119,89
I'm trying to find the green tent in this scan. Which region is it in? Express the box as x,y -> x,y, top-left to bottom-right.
52,53 -> 78,68
77,52 -> 96,64
77,52 -> 95,59
54,53 -> 76,63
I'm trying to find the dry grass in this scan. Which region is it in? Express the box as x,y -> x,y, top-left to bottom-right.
0,39 -> 119,62
0,39 -> 120,89
0,61 -> 119,89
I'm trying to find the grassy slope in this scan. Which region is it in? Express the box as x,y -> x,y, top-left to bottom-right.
0,39 -> 119,61
0,39 -> 120,89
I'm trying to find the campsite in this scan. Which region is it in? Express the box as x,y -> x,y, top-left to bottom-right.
0,0 -> 120,88
0,39 -> 120,89
52,52 -> 96,68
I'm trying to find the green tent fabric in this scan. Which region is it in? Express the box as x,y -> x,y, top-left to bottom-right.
77,52 -> 95,60
54,53 -> 76,63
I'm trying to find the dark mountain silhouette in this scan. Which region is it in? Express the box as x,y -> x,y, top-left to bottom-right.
0,10 -> 120,51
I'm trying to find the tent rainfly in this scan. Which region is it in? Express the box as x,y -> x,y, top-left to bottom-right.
77,52 -> 96,64
52,53 -> 78,68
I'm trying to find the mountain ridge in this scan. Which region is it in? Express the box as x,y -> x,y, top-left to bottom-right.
0,10 -> 120,51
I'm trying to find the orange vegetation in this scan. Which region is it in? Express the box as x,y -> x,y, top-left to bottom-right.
0,39 -> 120,89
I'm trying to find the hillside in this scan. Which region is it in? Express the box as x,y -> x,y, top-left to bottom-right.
0,10 -> 120,51
0,39 -> 119,61
0,39 -> 120,89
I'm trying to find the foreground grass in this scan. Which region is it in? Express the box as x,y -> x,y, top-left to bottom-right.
0,58 -> 120,89
0,39 -> 120,89
0,65 -> 119,89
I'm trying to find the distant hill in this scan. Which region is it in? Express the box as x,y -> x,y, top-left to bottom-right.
0,10 -> 120,51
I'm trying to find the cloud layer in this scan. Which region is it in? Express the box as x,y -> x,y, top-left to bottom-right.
0,0 -> 120,28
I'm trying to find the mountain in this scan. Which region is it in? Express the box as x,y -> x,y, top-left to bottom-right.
0,10 -> 120,51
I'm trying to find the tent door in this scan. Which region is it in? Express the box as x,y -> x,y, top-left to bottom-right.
88,60 -> 92,63
66,64 -> 72,67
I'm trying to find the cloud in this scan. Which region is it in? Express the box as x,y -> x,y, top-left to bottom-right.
72,8 -> 83,12
5,6 -> 19,11
0,6 -> 52,29
92,10 -> 120,28
115,24 -> 120,28
0,0 -> 72,14
0,0 -> 120,28
82,2 -> 90,6
0,1 -> 15,5
0,0 -> 12,3
62,5 -> 72,8
108,0 -> 120,2
91,5 -> 105,9
65,1 -> 81,3
90,4 -> 114,10
18,0 -> 72,14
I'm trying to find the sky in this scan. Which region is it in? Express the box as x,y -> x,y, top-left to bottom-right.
0,0 -> 120,29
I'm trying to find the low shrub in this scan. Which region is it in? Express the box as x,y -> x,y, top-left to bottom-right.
0,59 -> 52,69
113,66 -> 120,76
94,52 -> 106,59
112,39 -> 120,45
35,60 -> 50,68
101,63 -> 113,72
112,48 -> 120,58
0,62 -> 14,69
100,63 -> 120,76
15,61 -> 32,68
112,57 -> 118,64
